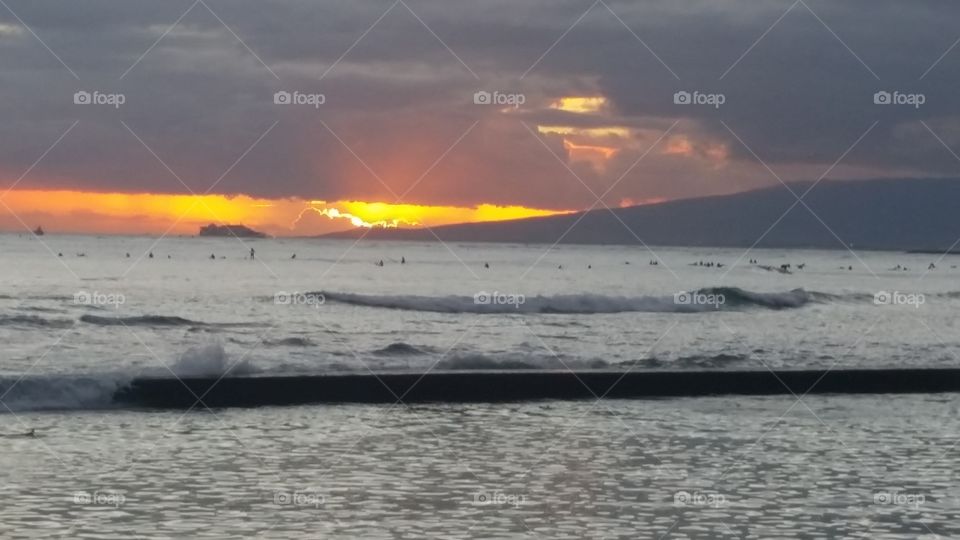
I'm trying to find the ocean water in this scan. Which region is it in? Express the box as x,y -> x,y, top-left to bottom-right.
1,234 -> 959,538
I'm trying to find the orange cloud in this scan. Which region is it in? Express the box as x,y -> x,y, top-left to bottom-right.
563,140 -> 618,169
549,96 -> 608,114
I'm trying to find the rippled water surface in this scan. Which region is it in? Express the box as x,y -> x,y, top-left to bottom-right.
2,236 -> 959,537
1,235 -> 959,383
3,394 -> 960,539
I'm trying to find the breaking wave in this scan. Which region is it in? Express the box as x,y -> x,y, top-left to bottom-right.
372,342 -> 428,356
0,375 -> 126,412
0,344 -> 257,412
437,354 -> 610,371
265,337 -> 314,347
0,314 -> 74,329
170,343 -> 258,377
80,314 -> 204,326
79,314 -> 263,328
318,287 -> 826,314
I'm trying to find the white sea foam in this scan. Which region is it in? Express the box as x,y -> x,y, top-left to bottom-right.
171,343 -> 257,377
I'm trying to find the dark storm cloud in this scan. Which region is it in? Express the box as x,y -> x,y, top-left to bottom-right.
0,0 -> 959,208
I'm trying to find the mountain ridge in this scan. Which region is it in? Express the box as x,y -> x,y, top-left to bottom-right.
319,178 -> 960,251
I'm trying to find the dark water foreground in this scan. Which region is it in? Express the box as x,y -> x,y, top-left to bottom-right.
115,368 -> 960,408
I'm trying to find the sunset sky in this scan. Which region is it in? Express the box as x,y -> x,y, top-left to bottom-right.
1,0 -> 958,236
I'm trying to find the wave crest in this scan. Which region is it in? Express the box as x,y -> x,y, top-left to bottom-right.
318,287 -> 822,314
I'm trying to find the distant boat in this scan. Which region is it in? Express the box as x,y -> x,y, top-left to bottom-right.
33,226 -> 44,236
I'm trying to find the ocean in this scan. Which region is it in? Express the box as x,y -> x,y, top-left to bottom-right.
1,234 -> 958,538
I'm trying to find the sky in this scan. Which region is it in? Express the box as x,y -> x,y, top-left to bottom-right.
0,0 -> 959,236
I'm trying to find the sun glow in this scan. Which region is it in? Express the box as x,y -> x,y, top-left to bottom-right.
0,189 -> 571,236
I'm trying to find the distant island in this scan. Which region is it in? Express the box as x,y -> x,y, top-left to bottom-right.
198,224 -> 267,238
320,178 -> 960,252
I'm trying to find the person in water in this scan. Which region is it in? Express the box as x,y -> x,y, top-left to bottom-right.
249,248 -> 255,259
